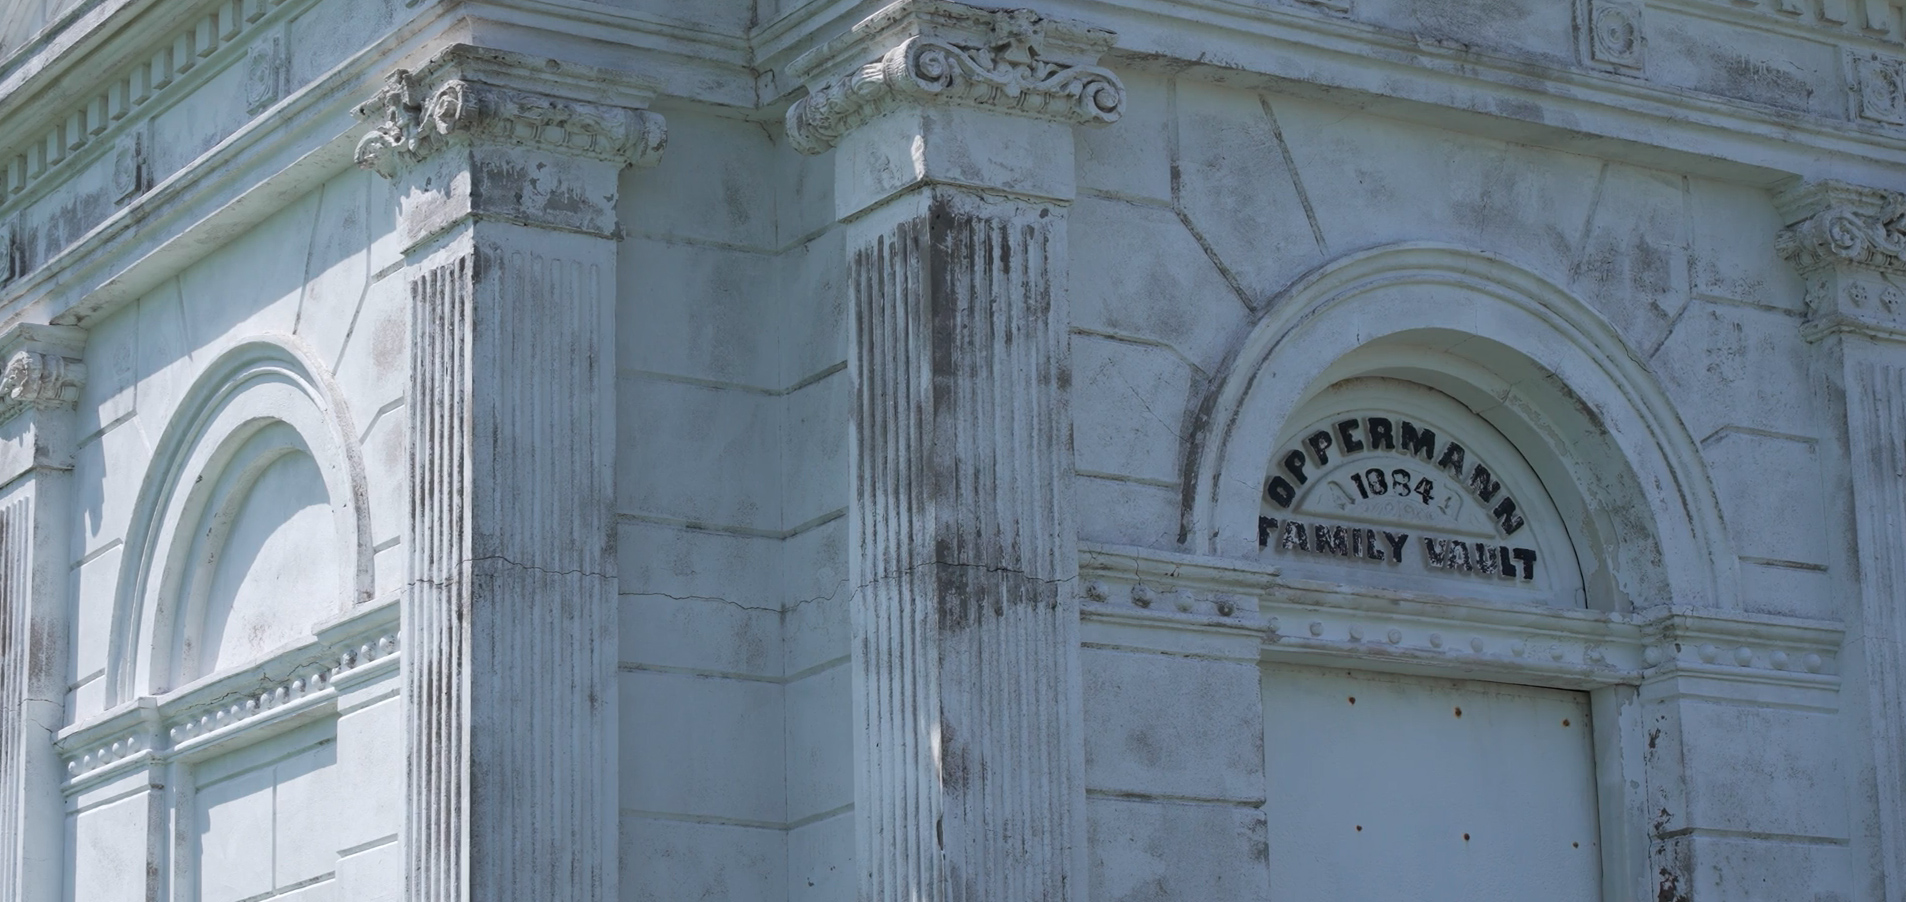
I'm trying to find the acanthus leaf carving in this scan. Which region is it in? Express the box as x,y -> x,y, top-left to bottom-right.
0,350 -> 84,416
1777,187 -> 1906,276
353,63 -> 666,177
352,69 -> 431,178
785,4 -> 1124,155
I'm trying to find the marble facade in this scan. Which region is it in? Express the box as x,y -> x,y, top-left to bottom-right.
0,0 -> 1902,898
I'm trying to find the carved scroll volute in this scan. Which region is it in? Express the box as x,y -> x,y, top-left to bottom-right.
0,326 -> 86,425
1777,181 -> 1906,337
352,47 -> 667,177
784,0 -> 1126,154
1777,186 -> 1906,276
0,352 -> 84,410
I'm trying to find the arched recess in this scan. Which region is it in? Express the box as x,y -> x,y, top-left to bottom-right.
1183,243 -> 1734,612
108,336 -> 371,704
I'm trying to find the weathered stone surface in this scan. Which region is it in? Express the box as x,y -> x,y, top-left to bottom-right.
1,0 -> 1901,898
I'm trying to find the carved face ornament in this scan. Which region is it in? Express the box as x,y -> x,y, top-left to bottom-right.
988,10 -> 1043,69
0,352 -> 34,399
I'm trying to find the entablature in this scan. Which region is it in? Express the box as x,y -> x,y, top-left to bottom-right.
54,597 -> 397,796
7,0 -> 1906,331
1081,543 -> 1846,711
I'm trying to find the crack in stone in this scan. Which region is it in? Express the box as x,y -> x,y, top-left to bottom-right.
410,555 -> 615,586
1115,367 -> 1184,444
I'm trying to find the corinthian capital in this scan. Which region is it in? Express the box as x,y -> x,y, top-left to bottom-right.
784,0 -> 1125,155
354,45 -> 667,177
1776,180 -> 1906,341
0,324 -> 86,424
1776,180 -> 1906,276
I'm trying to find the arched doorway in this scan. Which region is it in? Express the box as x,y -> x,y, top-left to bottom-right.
1173,244 -> 1735,900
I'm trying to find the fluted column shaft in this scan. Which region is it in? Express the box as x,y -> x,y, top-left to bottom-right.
355,45 -> 663,902
850,191 -> 1079,902
787,4 -> 1124,899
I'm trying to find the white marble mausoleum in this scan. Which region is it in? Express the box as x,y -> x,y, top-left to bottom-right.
0,0 -> 1903,898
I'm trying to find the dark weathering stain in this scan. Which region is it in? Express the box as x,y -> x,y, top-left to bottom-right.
1656,866 -> 1689,902
1408,0 -> 1541,54
1667,24 -> 1816,111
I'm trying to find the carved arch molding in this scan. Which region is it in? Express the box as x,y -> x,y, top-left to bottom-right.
108,336 -> 371,705
1183,243 -> 1734,613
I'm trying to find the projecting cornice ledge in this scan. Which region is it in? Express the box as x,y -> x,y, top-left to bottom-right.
783,0 -> 1125,155
1776,180 -> 1906,343
353,45 -> 667,178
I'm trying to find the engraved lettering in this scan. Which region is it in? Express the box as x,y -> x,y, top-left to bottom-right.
1400,421 -> 1436,461
1468,464 -> 1501,503
1366,416 -> 1395,451
1382,531 -> 1408,562
1265,476 -> 1296,508
1474,543 -> 1500,576
1511,547 -> 1536,579
1437,441 -> 1467,478
1492,497 -> 1526,535
1282,520 -> 1309,551
1283,450 -> 1309,486
1305,429 -> 1334,468
1335,418 -> 1366,454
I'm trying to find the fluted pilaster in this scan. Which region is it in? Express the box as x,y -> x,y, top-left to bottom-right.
358,44 -> 659,902
0,324 -> 83,902
852,197 -> 1079,901
789,3 -> 1122,899
1778,180 -> 1906,894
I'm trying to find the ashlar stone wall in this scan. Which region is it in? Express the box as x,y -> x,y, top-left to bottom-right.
59,167 -> 407,902
0,0 -> 1901,900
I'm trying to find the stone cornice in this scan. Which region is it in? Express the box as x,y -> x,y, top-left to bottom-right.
353,45 -> 667,178
55,598 -> 399,793
783,0 -> 1124,155
0,323 -> 84,424
1080,543 -> 1844,703
1776,180 -> 1906,276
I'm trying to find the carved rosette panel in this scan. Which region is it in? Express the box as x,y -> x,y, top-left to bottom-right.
1582,0 -> 1644,71
785,6 -> 1124,154
1848,50 -> 1906,126
354,70 -> 666,177
851,196 -> 1079,901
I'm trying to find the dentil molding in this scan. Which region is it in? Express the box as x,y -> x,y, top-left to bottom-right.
353,45 -> 667,177
784,0 -> 1125,154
